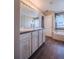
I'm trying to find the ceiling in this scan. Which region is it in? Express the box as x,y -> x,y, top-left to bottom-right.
29,0 -> 64,13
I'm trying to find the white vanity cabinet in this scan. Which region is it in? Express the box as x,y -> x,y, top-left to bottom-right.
20,33 -> 31,59
20,29 -> 45,59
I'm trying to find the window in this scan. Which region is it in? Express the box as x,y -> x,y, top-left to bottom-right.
55,12 -> 64,30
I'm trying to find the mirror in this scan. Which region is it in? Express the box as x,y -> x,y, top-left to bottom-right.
20,2 -> 42,29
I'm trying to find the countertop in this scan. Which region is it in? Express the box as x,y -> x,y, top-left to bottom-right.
20,28 -> 43,34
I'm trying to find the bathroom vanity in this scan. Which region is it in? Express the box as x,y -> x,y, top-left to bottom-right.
20,28 -> 45,59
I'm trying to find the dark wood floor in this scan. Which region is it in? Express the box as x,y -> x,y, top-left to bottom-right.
29,37 -> 64,59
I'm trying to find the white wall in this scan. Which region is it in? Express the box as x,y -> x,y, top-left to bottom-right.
14,0 -> 20,59
44,15 -> 53,37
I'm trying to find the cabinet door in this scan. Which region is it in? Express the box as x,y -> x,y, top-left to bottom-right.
20,33 -> 31,59
43,29 -> 46,42
31,31 -> 38,54
38,30 -> 43,47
